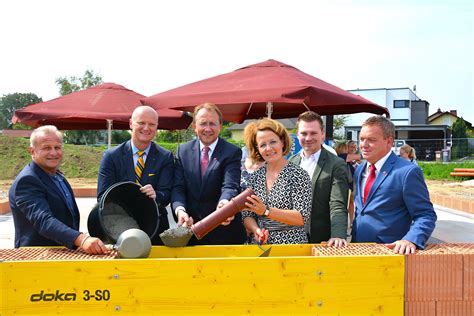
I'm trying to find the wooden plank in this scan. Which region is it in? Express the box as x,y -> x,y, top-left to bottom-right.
0,246 -> 404,315
450,172 -> 474,177
453,168 -> 474,172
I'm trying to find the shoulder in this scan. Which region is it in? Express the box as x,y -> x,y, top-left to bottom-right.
324,149 -> 346,167
151,142 -> 173,157
387,155 -> 422,178
11,163 -> 34,186
104,141 -> 129,156
11,164 -> 44,191
178,139 -> 197,151
218,138 -> 241,152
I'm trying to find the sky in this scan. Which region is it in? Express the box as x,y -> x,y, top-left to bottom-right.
1,0 -> 473,123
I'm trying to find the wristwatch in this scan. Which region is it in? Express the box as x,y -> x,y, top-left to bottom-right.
262,208 -> 271,217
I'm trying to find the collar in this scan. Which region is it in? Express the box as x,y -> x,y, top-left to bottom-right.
200,138 -> 218,153
367,150 -> 392,173
300,148 -> 321,162
131,142 -> 151,156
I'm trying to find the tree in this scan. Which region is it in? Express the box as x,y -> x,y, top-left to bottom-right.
0,93 -> 42,128
55,69 -> 103,96
55,70 -> 103,145
451,117 -> 469,159
333,115 -> 349,140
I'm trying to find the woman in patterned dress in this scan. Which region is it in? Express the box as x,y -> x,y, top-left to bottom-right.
241,118 -> 312,245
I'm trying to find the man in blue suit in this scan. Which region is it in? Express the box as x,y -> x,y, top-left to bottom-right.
98,106 -> 173,245
172,103 -> 246,245
9,125 -> 108,254
352,115 -> 436,254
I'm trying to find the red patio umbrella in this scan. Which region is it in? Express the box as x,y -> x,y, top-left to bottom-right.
142,59 -> 389,123
13,83 -> 192,130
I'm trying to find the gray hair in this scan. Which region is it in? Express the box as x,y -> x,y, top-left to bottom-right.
361,115 -> 395,140
30,125 -> 63,147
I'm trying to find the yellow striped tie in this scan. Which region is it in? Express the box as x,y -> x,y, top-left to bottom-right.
135,151 -> 145,184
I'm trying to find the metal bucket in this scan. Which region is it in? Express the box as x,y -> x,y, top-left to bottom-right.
87,181 -> 160,243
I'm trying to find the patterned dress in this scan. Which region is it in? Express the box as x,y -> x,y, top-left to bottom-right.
242,162 -> 312,244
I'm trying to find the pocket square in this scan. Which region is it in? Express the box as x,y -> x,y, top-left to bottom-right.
148,173 -> 155,176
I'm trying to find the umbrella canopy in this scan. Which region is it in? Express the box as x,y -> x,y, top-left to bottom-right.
13,83 -> 192,130
142,59 -> 389,123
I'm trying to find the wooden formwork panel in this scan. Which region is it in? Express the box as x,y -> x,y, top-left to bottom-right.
0,244 -> 404,316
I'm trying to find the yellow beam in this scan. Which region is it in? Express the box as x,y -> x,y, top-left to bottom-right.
1,245 -> 404,315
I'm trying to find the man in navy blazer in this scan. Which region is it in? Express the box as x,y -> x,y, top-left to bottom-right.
9,125 -> 108,254
98,106 -> 173,244
172,103 -> 246,245
352,116 -> 436,254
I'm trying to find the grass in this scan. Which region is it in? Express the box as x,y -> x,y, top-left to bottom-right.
0,136 -> 181,180
418,161 -> 474,180
0,136 -> 105,180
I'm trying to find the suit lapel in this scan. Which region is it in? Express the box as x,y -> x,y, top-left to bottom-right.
123,141 -> 136,182
356,161 -> 367,207
363,153 -> 397,207
311,148 -> 326,190
141,143 -> 158,184
33,163 -> 65,204
32,163 -> 78,218
190,140 -> 202,189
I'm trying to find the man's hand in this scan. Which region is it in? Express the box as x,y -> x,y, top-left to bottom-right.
221,215 -> 234,226
140,184 -> 156,200
327,237 -> 347,248
387,239 -> 416,255
76,234 -> 109,255
177,209 -> 194,227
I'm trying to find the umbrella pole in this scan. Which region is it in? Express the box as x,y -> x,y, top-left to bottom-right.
107,119 -> 113,149
266,102 -> 273,118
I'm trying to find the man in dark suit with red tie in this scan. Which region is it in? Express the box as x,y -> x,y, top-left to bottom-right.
172,103 -> 246,245
352,115 -> 437,254
97,106 -> 173,244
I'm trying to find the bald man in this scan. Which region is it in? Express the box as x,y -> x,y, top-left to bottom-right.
97,106 -> 174,244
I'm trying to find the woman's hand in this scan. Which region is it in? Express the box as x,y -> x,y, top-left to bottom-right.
245,195 -> 265,215
254,227 -> 269,244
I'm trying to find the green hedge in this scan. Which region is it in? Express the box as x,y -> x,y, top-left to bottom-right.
418,162 -> 474,180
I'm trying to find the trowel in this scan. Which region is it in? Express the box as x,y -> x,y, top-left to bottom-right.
257,239 -> 272,257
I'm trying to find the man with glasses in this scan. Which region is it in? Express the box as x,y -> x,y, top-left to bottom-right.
172,103 -> 246,245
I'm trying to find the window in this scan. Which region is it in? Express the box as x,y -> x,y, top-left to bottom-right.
393,100 -> 410,108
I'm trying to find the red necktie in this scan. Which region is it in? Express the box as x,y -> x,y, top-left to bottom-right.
201,146 -> 210,177
363,164 -> 377,204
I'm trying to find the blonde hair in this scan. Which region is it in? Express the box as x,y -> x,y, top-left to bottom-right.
400,144 -> 416,160
30,125 -> 63,148
243,118 -> 292,162
334,142 -> 348,155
